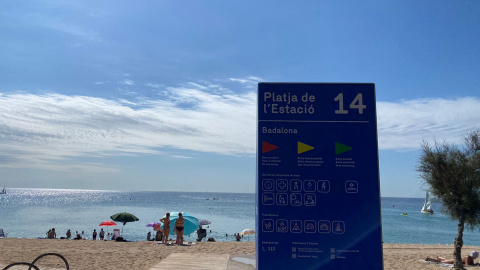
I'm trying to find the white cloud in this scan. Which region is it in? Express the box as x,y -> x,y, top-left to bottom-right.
186,82 -> 207,90
1,81 -> 480,172
172,155 -> 193,159
119,79 -> 135,86
377,97 -> 480,149
229,76 -> 263,88
0,84 -> 256,171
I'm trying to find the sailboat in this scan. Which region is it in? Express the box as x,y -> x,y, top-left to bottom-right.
421,191 -> 433,214
0,185 -> 6,194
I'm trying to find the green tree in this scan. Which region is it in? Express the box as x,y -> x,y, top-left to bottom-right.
417,130 -> 480,269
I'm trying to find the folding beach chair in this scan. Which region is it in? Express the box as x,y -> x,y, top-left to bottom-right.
0,228 -> 8,238
112,229 -> 121,240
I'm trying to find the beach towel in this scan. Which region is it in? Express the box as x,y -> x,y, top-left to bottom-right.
421,259 -> 480,268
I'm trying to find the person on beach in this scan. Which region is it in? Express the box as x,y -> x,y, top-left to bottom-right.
160,212 -> 171,244
99,228 -> 105,240
236,233 -> 241,241
425,251 -> 479,265
155,230 -> 163,241
66,229 -> 71,239
47,228 -> 56,239
92,229 -> 97,240
197,225 -> 207,241
147,231 -> 151,241
174,212 -> 185,245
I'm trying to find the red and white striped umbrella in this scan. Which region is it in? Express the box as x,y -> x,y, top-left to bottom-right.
240,228 -> 256,235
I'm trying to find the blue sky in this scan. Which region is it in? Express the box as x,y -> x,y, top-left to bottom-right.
1,1 -> 479,197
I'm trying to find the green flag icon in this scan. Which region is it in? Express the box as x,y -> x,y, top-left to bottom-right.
335,142 -> 352,155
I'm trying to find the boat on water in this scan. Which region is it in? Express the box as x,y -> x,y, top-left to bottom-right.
421,191 -> 434,214
0,185 -> 5,194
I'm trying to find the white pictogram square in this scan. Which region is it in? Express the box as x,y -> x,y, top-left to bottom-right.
290,220 -> 302,233
262,219 -> 274,232
317,180 -> 330,193
262,193 -> 274,205
304,220 -> 316,233
262,179 -> 274,191
276,219 -> 289,233
276,193 -> 288,206
304,194 -> 316,206
290,179 -> 302,192
345,181 -> 358,193
303,180 -> 316,192
290,193 -> 302,206
277,179 -> 288,192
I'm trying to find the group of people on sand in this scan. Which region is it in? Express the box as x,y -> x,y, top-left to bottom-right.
91,228 -> 106,240
46,228 -> 56,239
47,228 -> 107,240
159,212 -> 185,245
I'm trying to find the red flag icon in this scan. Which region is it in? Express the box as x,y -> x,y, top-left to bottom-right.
262,141 -> 279,154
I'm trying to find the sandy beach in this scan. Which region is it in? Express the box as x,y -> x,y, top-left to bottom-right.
1,239 -> 479,269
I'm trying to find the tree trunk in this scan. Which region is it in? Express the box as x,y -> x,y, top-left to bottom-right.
453,213 -> 466,269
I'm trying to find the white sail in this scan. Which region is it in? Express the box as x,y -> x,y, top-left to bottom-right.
421,192 -> 433,213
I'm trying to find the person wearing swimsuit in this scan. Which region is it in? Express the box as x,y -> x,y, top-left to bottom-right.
160,212 -> 171,244
175,212 -> 185,245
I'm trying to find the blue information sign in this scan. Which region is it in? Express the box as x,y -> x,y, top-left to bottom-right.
256,83 -> 383,269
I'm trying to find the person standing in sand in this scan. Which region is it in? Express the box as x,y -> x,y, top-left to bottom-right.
99,228 -> 105,240
174,212 -> 185,245
160,212 -> 171,244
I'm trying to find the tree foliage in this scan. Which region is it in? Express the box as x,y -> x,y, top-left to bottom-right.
417,129 -> 480,269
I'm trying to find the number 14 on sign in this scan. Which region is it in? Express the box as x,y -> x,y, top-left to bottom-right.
334,93 -> 366,114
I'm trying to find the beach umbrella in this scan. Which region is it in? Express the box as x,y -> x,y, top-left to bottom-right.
110,212 -> 139,235
99,220 -> 117,235
99,220 -> 117,226
198,219 -> 211,226
146,222 -> 161,228
161,212 -> 199,236
240,229 -> 256,236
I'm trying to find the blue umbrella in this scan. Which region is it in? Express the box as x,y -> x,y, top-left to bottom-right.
161,212 -> 199,236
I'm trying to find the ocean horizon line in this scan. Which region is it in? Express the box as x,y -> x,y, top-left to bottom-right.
3,187 -> 255,195
3,187 -> 424,199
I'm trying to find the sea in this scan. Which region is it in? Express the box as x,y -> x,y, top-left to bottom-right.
2,189 -> 480,245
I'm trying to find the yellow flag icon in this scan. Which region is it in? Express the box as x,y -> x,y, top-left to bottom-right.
298,141 -> 314,154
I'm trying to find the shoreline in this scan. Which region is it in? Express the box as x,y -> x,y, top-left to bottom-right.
1,239 -> 480,269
